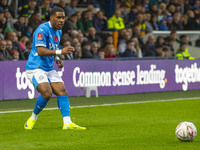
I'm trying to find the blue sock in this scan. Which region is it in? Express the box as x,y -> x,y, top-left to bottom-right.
33,95 -> 48,115
57,95 -> 70,117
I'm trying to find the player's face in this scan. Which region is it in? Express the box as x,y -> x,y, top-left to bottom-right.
51,12 -> 65,30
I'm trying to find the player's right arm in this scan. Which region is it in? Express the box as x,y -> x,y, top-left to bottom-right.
37,46 -> 74,56
35,25 -> 74,57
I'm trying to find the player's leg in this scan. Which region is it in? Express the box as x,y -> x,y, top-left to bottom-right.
32,83 -> 52,118
24,69 -> 52,130
51,82 -> 86,130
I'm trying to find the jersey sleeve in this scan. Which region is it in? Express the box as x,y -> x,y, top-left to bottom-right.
34,26 -> 48,47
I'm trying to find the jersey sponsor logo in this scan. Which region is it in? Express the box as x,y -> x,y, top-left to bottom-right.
54,36 -> 57,42
37,33 -> 43,40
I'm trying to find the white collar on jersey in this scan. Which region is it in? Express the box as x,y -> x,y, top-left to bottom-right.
48,21 -> 53,28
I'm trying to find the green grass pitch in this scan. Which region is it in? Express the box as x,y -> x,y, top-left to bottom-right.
0,90 -> 200,150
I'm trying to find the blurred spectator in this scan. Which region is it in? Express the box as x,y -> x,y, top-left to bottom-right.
6,31 -> 25,60
150,14 -> 159,30
195,38 -> 200,47
59,33 -> 69,48
62,40 -> 74,60
75,11 -> 81,20
86,27 -> 103,48
132,26 -> 144,50
175,42 -> 194,59
49,0 -> 56,10
17,0 -> 29,13
10,49 -> 19,61
62,14 -> 78,34
24,17 -> 31,36
143,0 -> 150,12
159,2 -> 167,13
98,50 -> 105,59
87,4 -> 95,18
92,10 -> 107,32
19,36 -> 30,51
70,30 -> 79,39
143,12 -> 153,33
118,30 -> 132,55
155,44 -> 165,57
163,45 -> 173,58
126,27 -> 133,38
133,13 -> 146,36
181,14 -> 188,29
22,40 -> 32,59
118,28 -> 126,41
168,4 -> 176,16
149,4 -> 158,15
156,36 -> 165,46
66,0 -> 77,17
185,10 -> 197,30
104,44 -> 116,59
149,0 -> 158,8
121,39 -> 137,58
157,8 -> 163,23
101,34 -> 113,49
165,30 -> 177,43
76,32 -> 85,44
26,26 -> 33,38
57,0 -> 68,17
143,34 -> 156,57
77,10 -> 93,35
0,0 -> 12,15
21,0 -> 37,18
13,16 -> 26,38
40,0 -> 50,21
4,9 -> 15,30
119,5 -> 130,26
127,6 -> 138,26
159,19 -> 168,30
193,0 -> 200,10
167,39 -> 175,54
81,41 -> 93,58
107,9 -> 125,30
72,41 -> 82,59
0,10 -> 6,32
169,12 -> 184,30
184,0 -> 193,13
179,34 -> 192,46
166,15 -> 173,29
28,11 -> 41,32
132,37 -> 143,58
90,42 -> 99,59
0,39 -> 12,60
6,39 -> 12,54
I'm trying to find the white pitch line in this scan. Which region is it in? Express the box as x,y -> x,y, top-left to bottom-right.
0,97 -> 200,114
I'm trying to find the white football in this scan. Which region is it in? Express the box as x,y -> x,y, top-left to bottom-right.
175,121 -> 197,142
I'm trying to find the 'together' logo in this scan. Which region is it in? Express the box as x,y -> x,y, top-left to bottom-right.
16,67 -> 35,99
175,63 -> 200,91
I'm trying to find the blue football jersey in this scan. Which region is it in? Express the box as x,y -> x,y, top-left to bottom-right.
26,21 -> 62,71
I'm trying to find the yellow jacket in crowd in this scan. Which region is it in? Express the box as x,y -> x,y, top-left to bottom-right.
107,15 -> 125,30
175,47 -> 194,60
